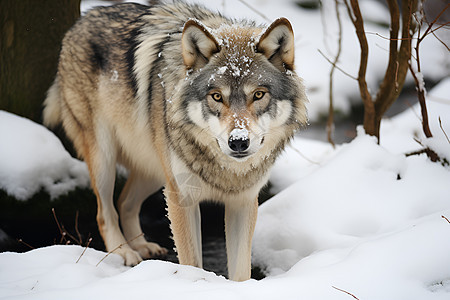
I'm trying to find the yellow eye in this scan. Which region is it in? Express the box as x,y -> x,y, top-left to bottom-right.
254,91 -> 265,101
211,93 -> 223,102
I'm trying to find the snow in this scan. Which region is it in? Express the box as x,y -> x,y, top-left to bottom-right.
1,82 -> 449,300
230,128 -> 249,141
1,0 -> 450,299
0,111 -> 89,200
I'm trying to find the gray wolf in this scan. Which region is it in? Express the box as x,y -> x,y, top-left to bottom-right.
43,1 -> 307,281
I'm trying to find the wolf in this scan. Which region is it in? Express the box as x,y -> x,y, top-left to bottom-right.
43,1 -> 307,281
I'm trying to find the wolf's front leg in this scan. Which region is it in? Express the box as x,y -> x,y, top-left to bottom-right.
225,197 -> 258,281
165,183 -> 202,268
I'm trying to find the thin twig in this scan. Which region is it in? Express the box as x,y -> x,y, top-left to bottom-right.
409,1 -> 433,139
431,30 -> 450,52
237,0 -> 271,22
405,147 -> 439,162
442,215 -> 450,224
76,237 -> 92,263
405,148 -> 427,157
408,63 -> 432,138
439,117 -> 450,144
96,233 -> 144,267
417,4 -> 449,44
52,208 -> 66,244
319,0 -> 332,54
318,49 -> 357,80
61,224 -> 83,245
366,31 -> 413,41
18,239 -> 35,250
326,0 -> 343,148
75,210 -> 82,245
332,286 -> 360,300
288,144 -> 321,165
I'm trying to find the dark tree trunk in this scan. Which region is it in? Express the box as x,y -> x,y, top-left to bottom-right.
0,0 -> 80,122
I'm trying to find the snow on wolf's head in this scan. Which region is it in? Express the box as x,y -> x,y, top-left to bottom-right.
180,18 -> 308,162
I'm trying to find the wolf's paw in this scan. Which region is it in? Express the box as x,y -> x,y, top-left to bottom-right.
115,247 -> 143,266
132,241 -> 168,259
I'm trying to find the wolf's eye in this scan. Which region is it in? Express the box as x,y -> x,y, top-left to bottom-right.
253,91 -> 265,101
211,93 -> 223,102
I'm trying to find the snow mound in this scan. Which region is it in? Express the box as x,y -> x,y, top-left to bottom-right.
0,111 -> 89,200
254,132 -> 450,275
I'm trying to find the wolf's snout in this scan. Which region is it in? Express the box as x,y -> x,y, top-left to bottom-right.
228,127 -> 250,154
228,137 -> 249,153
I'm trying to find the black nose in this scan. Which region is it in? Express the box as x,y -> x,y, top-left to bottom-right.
228,137 -> 249,153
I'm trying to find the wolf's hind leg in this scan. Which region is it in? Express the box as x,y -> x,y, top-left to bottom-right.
118,172 -> 167,258
86,127 -> 142,266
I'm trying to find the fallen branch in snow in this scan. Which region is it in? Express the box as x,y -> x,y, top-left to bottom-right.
332,286 -> 360,300
405,148 -> 438,162
442,216 -> 450,225
405,138 -> 439,162
76,237 -> 92,264
96,233 -> 144,267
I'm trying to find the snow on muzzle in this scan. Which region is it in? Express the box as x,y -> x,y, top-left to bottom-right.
228,127 -> 250,157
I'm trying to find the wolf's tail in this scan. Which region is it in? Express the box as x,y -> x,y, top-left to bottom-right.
43,78 -> 62,128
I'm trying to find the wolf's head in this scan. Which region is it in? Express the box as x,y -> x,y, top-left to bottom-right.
177,17 -> 307,162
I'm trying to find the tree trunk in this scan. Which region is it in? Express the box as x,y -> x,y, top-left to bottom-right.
345,0 -> 416,142
373,0 -> 416,140
0,0 -> 80,122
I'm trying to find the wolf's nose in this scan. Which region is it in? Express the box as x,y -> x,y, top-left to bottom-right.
228,137 -> 249,153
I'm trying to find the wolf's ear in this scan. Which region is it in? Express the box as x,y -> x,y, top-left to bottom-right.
182,19 -> 220,69
256,18 -> 295,71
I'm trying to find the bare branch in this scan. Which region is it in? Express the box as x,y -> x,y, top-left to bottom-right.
442,215 -> 450,224
439,117 -> 450,144
365,31 -> 413,41
418,4 -> 449,44
326,0 -> 344,147
409,0 -> 435,139
408,63 -> 432,138
318,49 -> 357,80
75,210 -> 82,245
76,237 -> 92,264
332,286 -> 360,300
96,233 -> 144,267
237,0 -> 271,22
52,208 -> 66,244
288,144 -> 321,165
18,238 -> 35,250
344,0 -> 375,137
431,30 -> 450,52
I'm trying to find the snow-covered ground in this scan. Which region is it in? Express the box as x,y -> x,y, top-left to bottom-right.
1,0 -> 449,299
0,112 -> 89,201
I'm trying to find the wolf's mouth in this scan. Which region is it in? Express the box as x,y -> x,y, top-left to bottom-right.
231,152 -> 249,159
